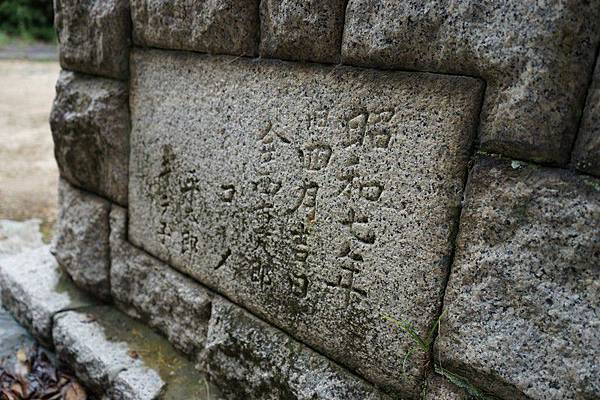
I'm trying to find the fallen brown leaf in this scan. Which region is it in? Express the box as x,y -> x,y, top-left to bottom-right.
1,345 -> 92,400
62,382 -> 86,400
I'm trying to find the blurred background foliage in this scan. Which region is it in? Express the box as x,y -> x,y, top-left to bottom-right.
0,0 -> 55,43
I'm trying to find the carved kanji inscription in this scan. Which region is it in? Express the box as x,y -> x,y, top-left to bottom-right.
129,50 -> 483,394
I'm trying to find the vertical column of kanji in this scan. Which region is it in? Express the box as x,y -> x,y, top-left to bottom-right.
325,112 -> 387,307
50,0 -> 132,301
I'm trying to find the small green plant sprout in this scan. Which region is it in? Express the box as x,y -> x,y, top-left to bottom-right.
383,311 -> 446,375
510,160 -> 525,169
434,365 -> 498,400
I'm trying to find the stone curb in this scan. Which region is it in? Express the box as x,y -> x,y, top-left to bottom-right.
0,246 -> 219,399
0,246 -> 96,347
53,306 -> 219,399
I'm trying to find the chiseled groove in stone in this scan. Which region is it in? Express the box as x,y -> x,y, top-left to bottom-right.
436,157 -> 600,400
341,0 -> 600,165
128,48 -> 483,396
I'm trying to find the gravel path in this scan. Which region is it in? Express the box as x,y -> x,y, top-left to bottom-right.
0,59 -> 60,241
0,41 -> 57,62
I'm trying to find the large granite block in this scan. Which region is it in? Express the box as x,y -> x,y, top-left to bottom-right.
54,0 -> 131,79
131,0 -> 260,56
259,0 -> 347,63
50,71 -> 130,206
342,0 -> 600,165
0,246 -> 95,346
110,205 -> 213,355
573,56 -> 600,176
52,179 -> 111,300
437,157 -> 600,400
199,298 -> 390,400
129,49 -> 483,395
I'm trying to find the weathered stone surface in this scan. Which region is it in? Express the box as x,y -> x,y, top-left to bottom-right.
53,308 -> 162,395
50,70 -> 130,206
110,205 -> 213,355
131,0 -> 260,56
54,0 -> 131,79
342,0 -> 600,164
199,297 -> 391,400
53,306 -> 218,399
259,0 -> 346,63
52,179 -> 111,300
0,246 -> 95,346
573,56 -> 600,176
437,157 -> 600,400
110,367 -> 165,400
129,49 -> 482,395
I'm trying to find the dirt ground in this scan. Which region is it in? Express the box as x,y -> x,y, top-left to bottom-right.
0,60 -> 60,241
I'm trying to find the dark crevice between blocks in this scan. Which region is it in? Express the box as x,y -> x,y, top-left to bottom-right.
476,150 -> 600,182
336,0 -> 352,65
567,38 -> 600,166
130,44 -> 484,81
255,0 -> 263,58
424,78 -> 490,397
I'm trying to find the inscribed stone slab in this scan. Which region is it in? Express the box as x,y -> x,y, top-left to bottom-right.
128,49 -> 482,396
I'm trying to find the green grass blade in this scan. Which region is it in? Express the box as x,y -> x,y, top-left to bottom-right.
383,315 -> 428,350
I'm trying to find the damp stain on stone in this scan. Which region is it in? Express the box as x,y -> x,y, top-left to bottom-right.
86,307 -> 217,399
52,267 -> 95,308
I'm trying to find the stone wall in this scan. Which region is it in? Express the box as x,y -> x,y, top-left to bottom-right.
49,1 -> 600,399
